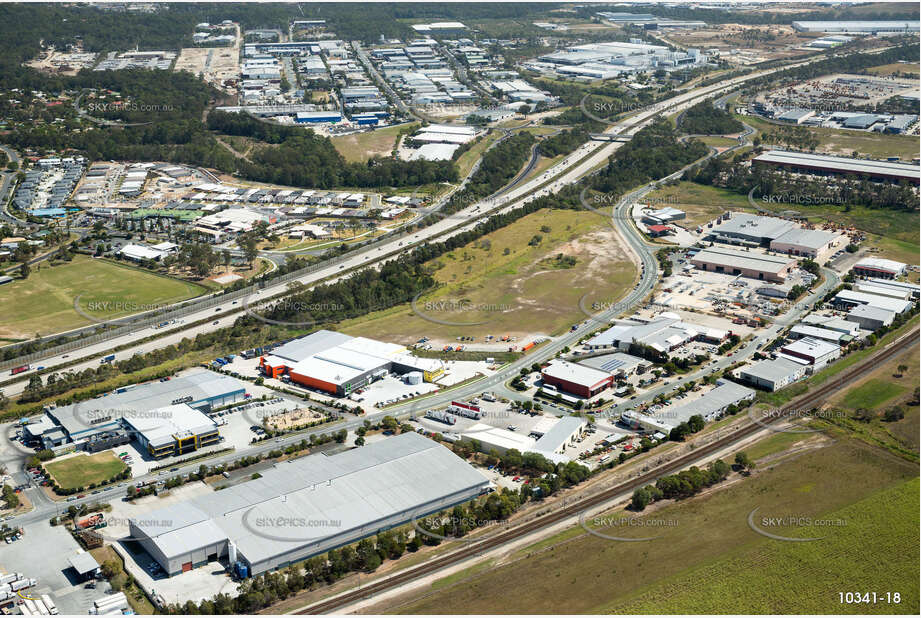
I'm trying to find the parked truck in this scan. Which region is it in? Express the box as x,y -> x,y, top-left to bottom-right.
41,594 -> 59,615
11,577 -> 37,591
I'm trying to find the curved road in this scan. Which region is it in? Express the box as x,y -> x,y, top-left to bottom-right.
0,52 -> 837,397
1,50 -> 862,568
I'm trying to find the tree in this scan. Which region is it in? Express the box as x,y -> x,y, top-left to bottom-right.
354,436 -> 365,446
18,263 -> 29,280
734,451 -> 755,474
631,486 -> 652,511
687,414 -> 705,433
240,234 -> 259,268
883,406 -> 905,422
896,364 -> 908,377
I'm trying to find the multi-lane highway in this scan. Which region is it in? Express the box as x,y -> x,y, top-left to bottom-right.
0,54 -> 846,535
0,51 -> 834,398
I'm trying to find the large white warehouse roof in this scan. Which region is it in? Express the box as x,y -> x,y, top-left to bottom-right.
132,433 -> 489,572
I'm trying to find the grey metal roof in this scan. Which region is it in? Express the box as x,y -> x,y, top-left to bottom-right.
754,150 -> 921,182
69,552 -> 100,574
270,330 -> 353,363
789,324 -> 849,343
834,289 -> 912,313
133,433 -> 489,563
739,357 -> 804,384
542,360 -> 612,388
777,108 -> 812,122
123,403 -> 217,448
533,415 -> 585,453
712,213 -> 796,241
801,314 -> 859,334
661,380 -> 754,425
847,304 -> 896,322
692,246 -> 795,274
50,371 -> 246,437
578,352 -> 646,374
773,227 -> 841,250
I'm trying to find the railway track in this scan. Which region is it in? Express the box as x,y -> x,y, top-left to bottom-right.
297,326 -> 918,615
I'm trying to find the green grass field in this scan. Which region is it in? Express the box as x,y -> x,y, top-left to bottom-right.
338,208 -> 636,344
842,378 -> 910,410
821,342 -> 920,459
612,478 -> 919,614
698,136 -> 739,148
644,181 -> 919,270
455,130 -> 502,178
45,452 -> 127,491
741,114 -> 919,160
375,438 -> 918,615
0,255 -> 207,339
331,123 -> 417,162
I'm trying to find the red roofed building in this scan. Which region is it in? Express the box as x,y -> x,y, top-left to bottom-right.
647,224 -> 672,237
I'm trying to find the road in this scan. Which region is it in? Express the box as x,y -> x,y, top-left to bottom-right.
352,42 -> 414,119
0,52 -> 835,395
296,324 -> 920,615
0,49 -> 866,568
0,144 -> 29,227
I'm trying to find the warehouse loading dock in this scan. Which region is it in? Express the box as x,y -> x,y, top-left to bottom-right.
259,330 -> 444,396
130,433 -> 489,578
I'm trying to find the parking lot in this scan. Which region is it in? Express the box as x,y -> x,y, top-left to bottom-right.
0,520 -> 111,616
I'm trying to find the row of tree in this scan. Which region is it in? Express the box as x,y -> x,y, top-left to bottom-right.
685,149 -> 919,212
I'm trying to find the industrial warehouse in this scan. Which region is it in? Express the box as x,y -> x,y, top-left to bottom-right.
585,314 -> 729,352
24,371 -> 247,456
260,330 -> 444,396
129,432 -> 490,577
752,150 -> 921,185
690,246 -> 797,282
458,415 -> 586,464
706,212 -> 846,261
791,20 -> 920,33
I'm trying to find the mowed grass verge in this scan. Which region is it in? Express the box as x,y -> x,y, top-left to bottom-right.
45,451 -> 128,491
380,438 -> 918,615
0,255 -> 206,339
821,343 -> 920,459
338,208 -> 636,344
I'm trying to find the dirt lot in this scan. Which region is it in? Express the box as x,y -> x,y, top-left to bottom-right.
259,408 -> 326,432
174,25 -> 240,93
663,24 -> 822,63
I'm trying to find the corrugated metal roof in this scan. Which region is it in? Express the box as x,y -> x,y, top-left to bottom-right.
69,552 -> 101,574
133,433 -> 489,564
533,415 -> 585,453
51,371 -> 246,437
711,213 -> 796,241
269,330 -> 353,363
754,150 -> 921,181
740,357 -> 805,384
661,380 -> 754,425
692,246 -> 795,274
542,360 -> 611,388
